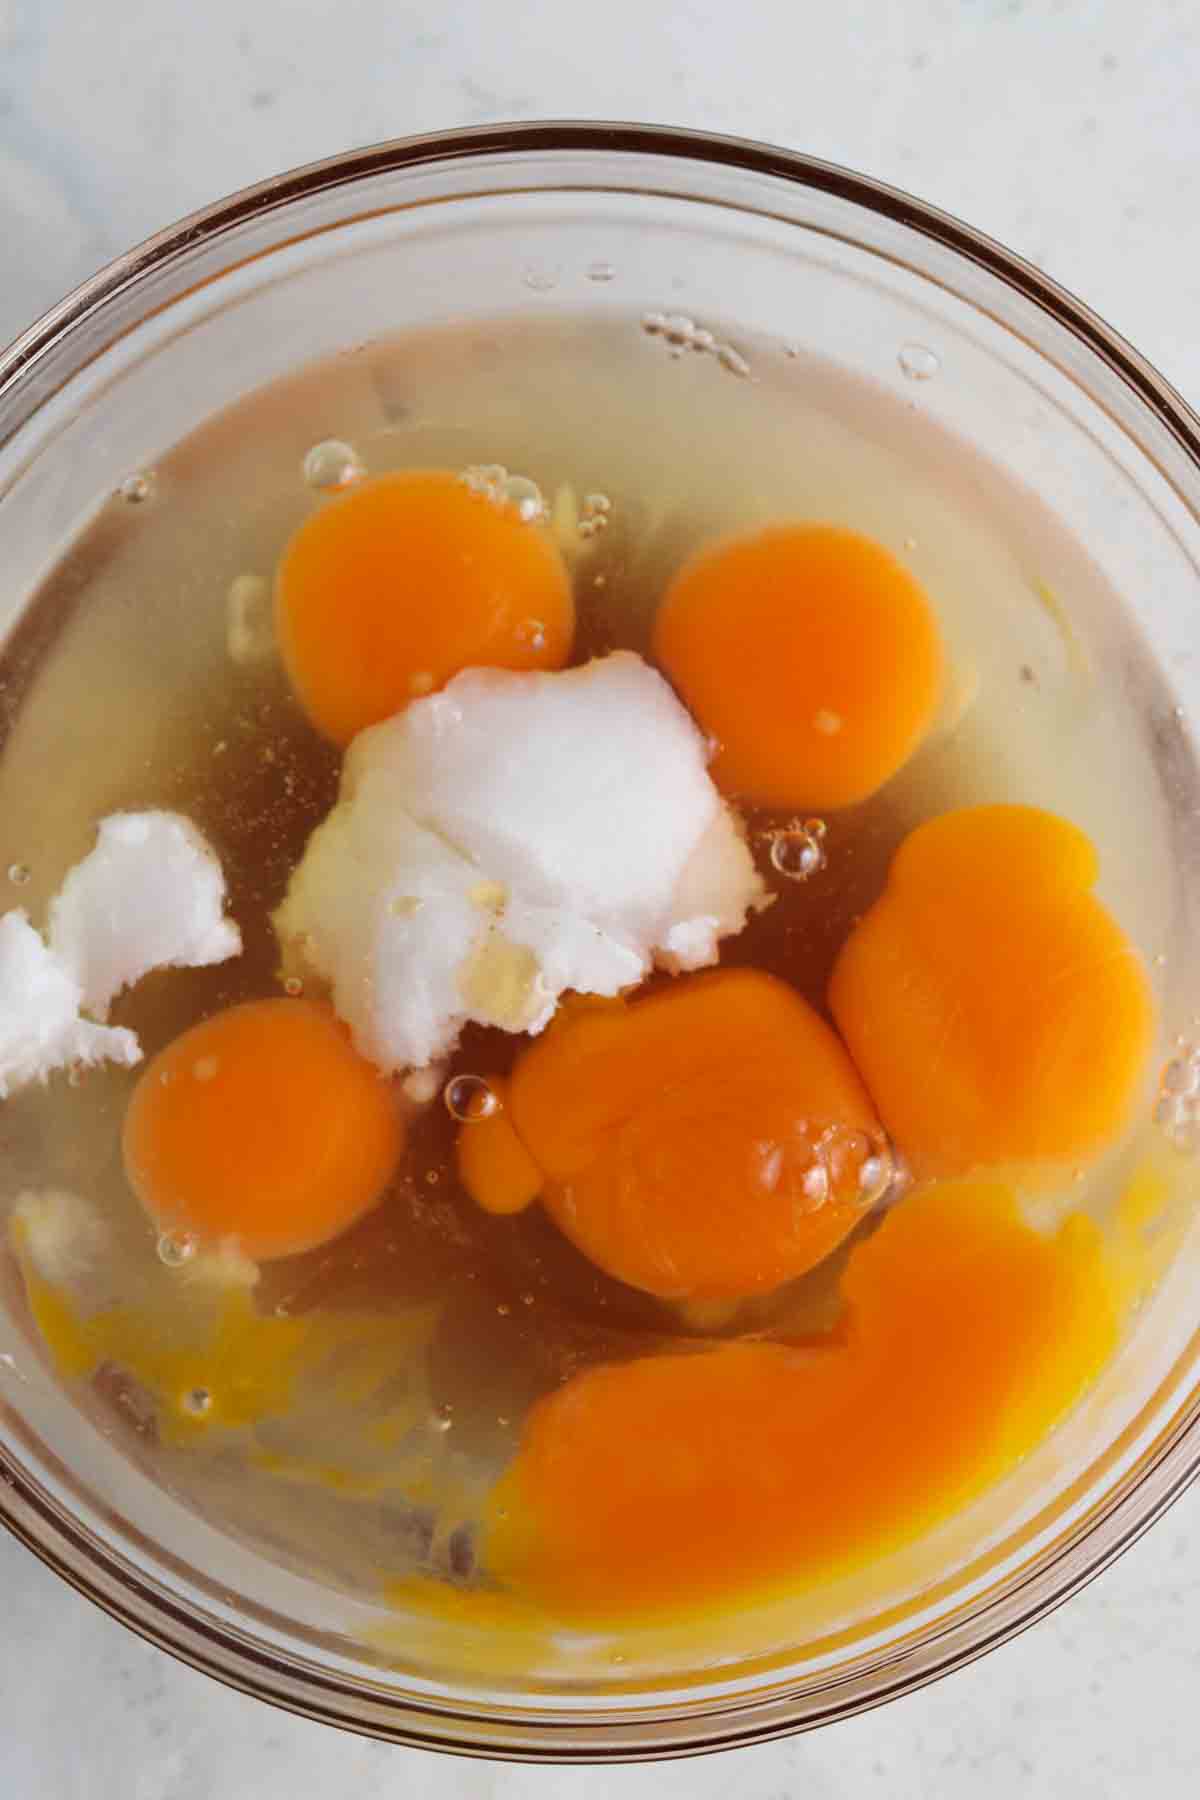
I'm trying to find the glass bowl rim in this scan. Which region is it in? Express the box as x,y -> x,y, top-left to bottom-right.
2,118 -> 1200,1759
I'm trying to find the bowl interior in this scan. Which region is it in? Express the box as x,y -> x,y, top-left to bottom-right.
2,126 -> 1200,1757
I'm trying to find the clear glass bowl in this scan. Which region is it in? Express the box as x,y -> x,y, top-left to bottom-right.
2,121 -> 1200,1760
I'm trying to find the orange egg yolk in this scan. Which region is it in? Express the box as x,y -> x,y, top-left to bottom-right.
829,805 -> 1154,1177
500,969 -> 885,1301
455,1077 -> 543,1216
653,523 -> 943,809
484,1180 -> 1117,1619
275,469 -> 574,744
122,998 -> 403,1261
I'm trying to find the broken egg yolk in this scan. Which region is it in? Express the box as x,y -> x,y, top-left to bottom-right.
122,998 -> 403,1261
275,470 -> 575,744
484,1180 -> 1118,1619
653,523 -> 943,809
504,969 -> 886,1301
829,805 -> 1154,1176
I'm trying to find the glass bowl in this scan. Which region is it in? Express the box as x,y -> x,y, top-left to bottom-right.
2,121 -> 1200,1761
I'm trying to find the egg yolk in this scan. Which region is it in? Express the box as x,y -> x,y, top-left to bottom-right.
505,968 -> 885,1301
829,805 -> 1154,1176
484,1180 -> 1117,1619
653,523 -> 943,809
122,998 -> 403,1261
275,470 -> 574,744
455,1077 -> 543,1216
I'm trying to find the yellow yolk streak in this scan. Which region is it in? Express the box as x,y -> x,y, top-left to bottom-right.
484,1181 -> 1119,1621
12,1218 -> 436,1485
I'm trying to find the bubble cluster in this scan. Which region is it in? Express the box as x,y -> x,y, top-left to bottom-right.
156,1230 -> 198,1269
578,492 -> 612,539
118,471 -> 155,505
1156,1045 -> 1200,1152
459,463 -> 548,524
898,342 -> 941,382
643,311 -> 716,354
641,312 -> 751,378
302,439 -> 365,492
768,818 -> 827,882
444,1073 -> 502,1123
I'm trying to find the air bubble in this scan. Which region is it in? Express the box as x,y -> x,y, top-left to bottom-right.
496,1303 -> 511,1317
192,1056 -> 220,1083
1155,1047 -> 1200,1152
857,1146 -> 895,1206
523,264 -> 559,293
517,618 -> 547,651
578,492 -> 612,540
898,343 -> 941,381
459,463 -> 546,524
181,1387 -> 212,1418
769,823 -> 827,882
521,1291 -> 535,1306
66,1067 -> 85,1089
283,975 -> 304,997
716,344 -> 751,378
157,1230 -> 198,1268
303,439 -> 365,492
1162,1056 -> 1199,1096
444,1074 -> 502,1123
498,473 -> 547,523
460,462 -> 506,498
7,862 -> 31,886
586,259 -> 616,283
118,471 -> 154,505
802,1163 -> 830,1204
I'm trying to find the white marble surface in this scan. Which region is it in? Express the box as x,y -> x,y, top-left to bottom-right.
2,0 -> 1200,1791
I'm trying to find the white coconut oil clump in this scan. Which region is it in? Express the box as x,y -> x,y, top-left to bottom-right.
1,811 -> 242,1097
275,652 -> 766,1071
0,913 -> 141,1098
49,811 -> 242,1018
